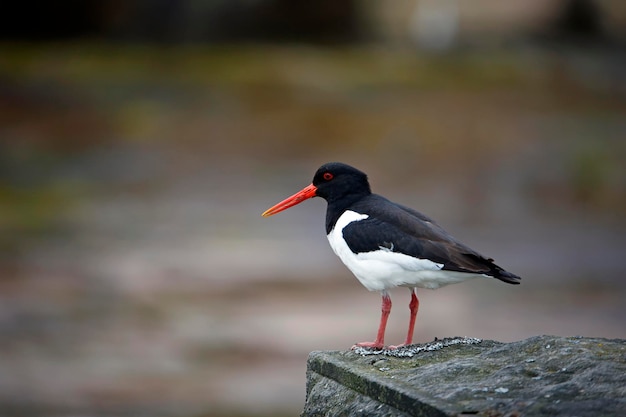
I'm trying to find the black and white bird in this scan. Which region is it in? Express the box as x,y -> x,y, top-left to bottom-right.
262,162 -> 520,349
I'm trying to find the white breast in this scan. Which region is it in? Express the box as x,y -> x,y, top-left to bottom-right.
327,210 -> 483,291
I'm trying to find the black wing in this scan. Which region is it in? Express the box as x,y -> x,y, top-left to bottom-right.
343,195 -> 521,284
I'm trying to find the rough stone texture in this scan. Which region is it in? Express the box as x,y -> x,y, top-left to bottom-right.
302,335 -> 626,417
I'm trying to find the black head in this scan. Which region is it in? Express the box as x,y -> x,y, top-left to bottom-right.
312,162 -> 371,204
262,162 -> 371,219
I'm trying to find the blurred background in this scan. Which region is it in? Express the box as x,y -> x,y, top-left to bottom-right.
1,0 -> 625,416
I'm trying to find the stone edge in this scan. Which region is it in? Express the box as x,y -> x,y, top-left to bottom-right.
307,351 -> 452,417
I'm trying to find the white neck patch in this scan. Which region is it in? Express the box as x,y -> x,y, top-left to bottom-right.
326,209 -> 368,261
332,210 -> 369,234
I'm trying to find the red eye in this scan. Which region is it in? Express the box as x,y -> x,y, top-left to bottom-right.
323,172 -> 333,181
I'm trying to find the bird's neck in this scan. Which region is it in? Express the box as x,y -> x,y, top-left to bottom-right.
325,193 -> 368,234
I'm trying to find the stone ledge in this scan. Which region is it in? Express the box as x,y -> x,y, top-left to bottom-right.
302,335 -> 626,417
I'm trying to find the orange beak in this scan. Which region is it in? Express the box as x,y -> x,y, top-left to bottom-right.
262,183 -> 317,217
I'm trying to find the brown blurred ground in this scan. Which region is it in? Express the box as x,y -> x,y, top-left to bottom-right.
0,43 -> 625,416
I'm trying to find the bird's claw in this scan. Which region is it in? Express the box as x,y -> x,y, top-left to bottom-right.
351,341 -> 413,350
351,341 -> 385,350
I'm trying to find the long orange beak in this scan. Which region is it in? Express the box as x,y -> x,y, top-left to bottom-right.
262,183 -> 317,217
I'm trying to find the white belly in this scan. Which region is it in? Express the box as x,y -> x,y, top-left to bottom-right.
327,210 -> 484,292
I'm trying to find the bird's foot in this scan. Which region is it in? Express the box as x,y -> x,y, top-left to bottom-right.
351,341 -> 385,350
352,342 -> 414,351
386,343 -> 408,350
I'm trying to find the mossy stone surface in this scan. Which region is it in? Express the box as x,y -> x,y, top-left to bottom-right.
302,335 -> 626,416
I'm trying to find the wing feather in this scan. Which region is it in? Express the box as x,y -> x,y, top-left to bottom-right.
342,195 -> 520,284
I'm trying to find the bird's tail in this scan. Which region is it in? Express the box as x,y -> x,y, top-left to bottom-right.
492,265 -> 521,285
467,253 -> 521,285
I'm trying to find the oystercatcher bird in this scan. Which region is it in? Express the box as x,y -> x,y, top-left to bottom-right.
262,162 -> 520,349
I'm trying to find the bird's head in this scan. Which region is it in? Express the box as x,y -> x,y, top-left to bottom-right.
262,162 -> 371,217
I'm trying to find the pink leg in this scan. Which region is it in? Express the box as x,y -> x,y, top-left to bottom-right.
389,288 -> 419,349
404,288 -> 419,345
352,291 -> 391,349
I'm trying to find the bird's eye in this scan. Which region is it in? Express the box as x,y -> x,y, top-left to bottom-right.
323,172 -> 334,181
